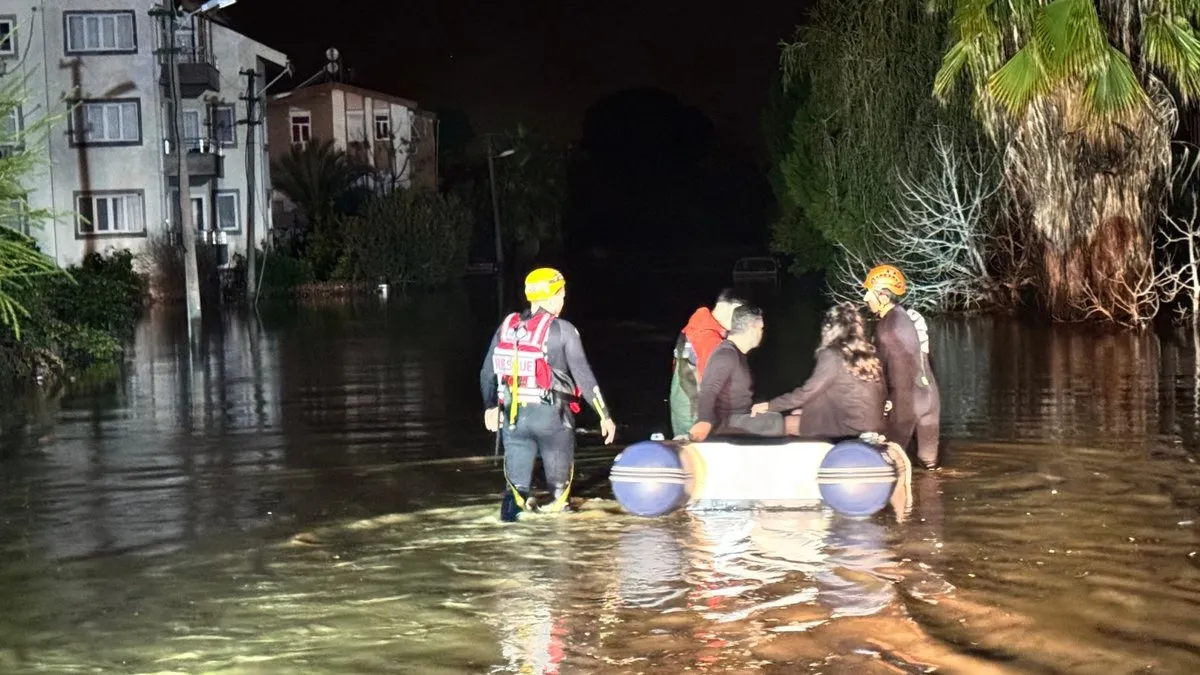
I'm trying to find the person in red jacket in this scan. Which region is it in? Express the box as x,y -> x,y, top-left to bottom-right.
669,289 -> 746,438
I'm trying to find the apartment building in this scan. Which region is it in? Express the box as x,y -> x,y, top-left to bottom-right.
0,0 -> 286,267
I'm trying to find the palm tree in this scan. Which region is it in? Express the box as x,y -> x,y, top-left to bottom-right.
931,0 -> 1200,324
270,138 -> 370,228
0,83 -> 68,338
269,139 -> 372,278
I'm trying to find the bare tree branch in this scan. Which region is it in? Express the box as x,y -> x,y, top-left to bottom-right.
827,125 -> 1004,312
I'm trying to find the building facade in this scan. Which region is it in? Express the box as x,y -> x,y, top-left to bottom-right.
0,0 -> 286,267
265,81 -> 437,201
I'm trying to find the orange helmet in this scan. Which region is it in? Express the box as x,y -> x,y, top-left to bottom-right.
864,264 -> 907,296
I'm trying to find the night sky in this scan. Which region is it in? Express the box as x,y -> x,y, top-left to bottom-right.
226,0 -> 812,158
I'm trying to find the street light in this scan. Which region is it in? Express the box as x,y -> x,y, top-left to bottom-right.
486,137 -> 515,275
191,0 -> 237,13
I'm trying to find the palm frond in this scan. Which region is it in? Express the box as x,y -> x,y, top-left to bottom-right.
0,230 -> 61,339
934,40 -> 971,100
1035,0 -> 1107,79
1141,11 -> 1200,103
1083,47 -> 1148,119
987,42 -> 1051,116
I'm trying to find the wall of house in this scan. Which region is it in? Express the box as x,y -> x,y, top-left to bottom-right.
0,0 -> 285,269
0,0 -> 168,266
264,87 -> 335,229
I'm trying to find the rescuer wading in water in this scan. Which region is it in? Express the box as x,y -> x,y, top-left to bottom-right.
862,264 -> 941,469
480,267 -> 617,521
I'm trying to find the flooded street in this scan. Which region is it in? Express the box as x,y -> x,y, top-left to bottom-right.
1,270 -> 1199,673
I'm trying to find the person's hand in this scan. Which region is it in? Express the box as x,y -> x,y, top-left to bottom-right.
484,407 -> 500,432
750,402 -> 769,417
689,421 -> 712,442
884,400 -> 893,414
600,418 -> 617,445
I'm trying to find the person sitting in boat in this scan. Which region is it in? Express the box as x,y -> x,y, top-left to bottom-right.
688,304 -> 801,441
748,302 -> 885,439
861,264 -> 941,469
669,288 -> 746,439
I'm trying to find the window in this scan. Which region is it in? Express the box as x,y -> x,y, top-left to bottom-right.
1,104 -> 21,149
169,189 -> 206,232
0,16 -> 17,56
290,113 -> 310,148
71,99 -> 140,145
215,191 -> 239,232
346,110 -> 366,143
76,191 -> 144,236
183,109 -> 202,150
374,112 -> 391,141
65,11 -> 137,54
1,198 -> 27,235
213,105 -> 235,146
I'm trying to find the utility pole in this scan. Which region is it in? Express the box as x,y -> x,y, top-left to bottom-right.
157,5 -> 204,342
487,135 -> 503,276
239,67 -> 259,304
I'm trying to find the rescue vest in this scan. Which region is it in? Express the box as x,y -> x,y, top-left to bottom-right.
492,311 -> 558,406
905,307 -> 932,387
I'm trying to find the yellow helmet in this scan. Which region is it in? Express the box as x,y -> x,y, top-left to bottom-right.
864,264 -> 907,296
524,267 -> 566,302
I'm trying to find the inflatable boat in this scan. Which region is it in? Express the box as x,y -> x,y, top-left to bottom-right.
609,434 -> 900,518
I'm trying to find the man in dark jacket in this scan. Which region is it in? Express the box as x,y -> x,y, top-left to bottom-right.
688,304 -> 799,441
669,289 -> 745,438
862,265 -> 941,469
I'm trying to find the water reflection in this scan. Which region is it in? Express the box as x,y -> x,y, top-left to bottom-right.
0,280 -> 1199,672
930,316 -> 1172,448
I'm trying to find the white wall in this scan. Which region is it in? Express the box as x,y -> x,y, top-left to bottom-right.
0,0 -> 284,267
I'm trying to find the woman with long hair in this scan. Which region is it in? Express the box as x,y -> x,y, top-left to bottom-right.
750,302 -> 886,438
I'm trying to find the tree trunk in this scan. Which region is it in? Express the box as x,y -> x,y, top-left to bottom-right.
1004,81 -> 1175,325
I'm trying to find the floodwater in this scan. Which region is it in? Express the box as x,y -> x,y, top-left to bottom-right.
1,269 -> 1199,674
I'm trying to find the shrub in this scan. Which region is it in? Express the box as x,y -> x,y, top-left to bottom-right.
342,188 -> 472,289
256,249 -> 315,297
0,243 -> 148,383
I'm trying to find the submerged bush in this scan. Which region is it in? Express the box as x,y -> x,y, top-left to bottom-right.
342,188 -> 472,289
0,242 -> 148,383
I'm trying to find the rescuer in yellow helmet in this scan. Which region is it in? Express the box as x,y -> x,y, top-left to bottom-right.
480,267 -> 617,521
862,264 -> 941,469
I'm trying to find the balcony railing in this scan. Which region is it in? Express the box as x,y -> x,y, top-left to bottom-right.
160,21 -> 218,97
163,137 -> 223,179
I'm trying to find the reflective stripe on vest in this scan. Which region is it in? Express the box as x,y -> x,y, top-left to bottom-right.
493,311 -> 555,404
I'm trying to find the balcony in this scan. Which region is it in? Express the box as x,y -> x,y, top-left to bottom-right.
164,137 -> 223,182
159,22 -> 218,98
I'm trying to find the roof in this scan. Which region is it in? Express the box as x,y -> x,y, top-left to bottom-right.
269,81 -> 422,111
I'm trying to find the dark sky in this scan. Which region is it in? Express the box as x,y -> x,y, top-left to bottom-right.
226,1 -> 812,158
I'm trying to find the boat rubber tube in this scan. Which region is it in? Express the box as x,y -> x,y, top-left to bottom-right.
610,435 -> 898,518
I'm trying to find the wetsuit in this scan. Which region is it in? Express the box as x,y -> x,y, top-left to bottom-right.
764,347 -> 886,439
480,309 -> 611,513
669,307 -> 727,438
875,306 -> 941,467
696,340 -> 785,437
